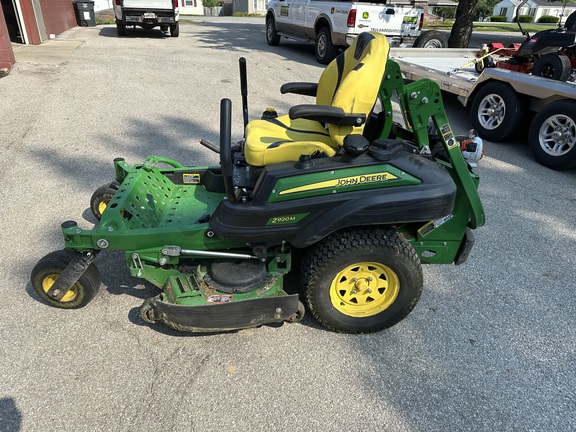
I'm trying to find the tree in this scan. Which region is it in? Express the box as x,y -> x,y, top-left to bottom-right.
448,0 -> 479,47
557,0 -> 576,24
475,0 -> 500,21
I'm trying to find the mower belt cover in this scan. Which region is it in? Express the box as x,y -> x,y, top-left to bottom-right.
141,294 -> 300,332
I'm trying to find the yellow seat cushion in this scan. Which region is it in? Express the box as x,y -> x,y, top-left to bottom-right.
244,32 -> 390,167
244,115 -> 338,166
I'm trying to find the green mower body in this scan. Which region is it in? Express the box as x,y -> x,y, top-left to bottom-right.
31,59 -> 485,334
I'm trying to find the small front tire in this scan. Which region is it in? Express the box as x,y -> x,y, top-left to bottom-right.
90,180 -> 120,220
31,250 -> 101,309
301,227 -> 423,333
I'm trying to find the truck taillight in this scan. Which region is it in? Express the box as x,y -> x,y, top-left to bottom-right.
114,0 -> 121,5
173,0 -> 179,7
347,9 -> 356,28
419,13 -> 424,30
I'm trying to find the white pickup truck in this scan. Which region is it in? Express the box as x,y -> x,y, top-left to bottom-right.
265,0 -> 447,64
113,0 -> 179,37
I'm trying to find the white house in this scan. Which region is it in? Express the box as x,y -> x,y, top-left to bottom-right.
493,0 -> 576,23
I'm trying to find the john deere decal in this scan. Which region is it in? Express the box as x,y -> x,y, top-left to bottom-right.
279,172 -> 398,196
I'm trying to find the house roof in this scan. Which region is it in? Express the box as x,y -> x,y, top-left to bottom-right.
495,0 -> 576,7
428,0 -> 458,5
532,0 -> 576,5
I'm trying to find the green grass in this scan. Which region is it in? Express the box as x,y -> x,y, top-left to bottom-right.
424,21 -> 557,32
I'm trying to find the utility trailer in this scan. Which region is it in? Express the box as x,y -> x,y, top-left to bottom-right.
389,47 -> 576,170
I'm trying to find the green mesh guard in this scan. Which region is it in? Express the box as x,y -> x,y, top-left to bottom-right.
106,167 -> 212,230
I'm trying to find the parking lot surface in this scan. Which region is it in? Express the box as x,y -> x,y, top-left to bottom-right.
1,22 -> 575,432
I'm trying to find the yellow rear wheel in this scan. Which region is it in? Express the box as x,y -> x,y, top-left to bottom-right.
330,262 -> 399,317
302,227 -> 422,333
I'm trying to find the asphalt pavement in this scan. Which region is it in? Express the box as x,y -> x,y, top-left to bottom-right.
1,20 -> 575,432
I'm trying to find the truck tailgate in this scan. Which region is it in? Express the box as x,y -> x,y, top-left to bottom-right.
123,0 -> 173,9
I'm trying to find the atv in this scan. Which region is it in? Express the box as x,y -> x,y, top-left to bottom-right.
476,0 -> 576,81
30,32 -> 485,334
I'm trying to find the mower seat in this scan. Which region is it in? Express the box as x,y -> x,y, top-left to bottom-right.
244,32 -> 390,167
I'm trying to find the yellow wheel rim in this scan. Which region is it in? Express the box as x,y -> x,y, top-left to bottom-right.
330,262 -> 400,317
98,199 -> 109,216
42,274 -> 78,303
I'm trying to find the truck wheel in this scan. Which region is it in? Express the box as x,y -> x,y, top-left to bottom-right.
90,180 -> 120,220
266,16 -> 280,46
301,227 -> 423,333
116,21 -> 127,37
529,100 -> 576,170
413,30 -> 448,48
170,23 -> 179,37
532,53 -> 572,81
471,81 -> 525,142
31,250 -> 101,309
315,27 -> 338,65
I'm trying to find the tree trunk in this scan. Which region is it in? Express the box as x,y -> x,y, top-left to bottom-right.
448,0 -> 479,48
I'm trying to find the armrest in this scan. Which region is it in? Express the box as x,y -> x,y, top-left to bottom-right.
280,82 -> 318,97
289,104 -> 366,126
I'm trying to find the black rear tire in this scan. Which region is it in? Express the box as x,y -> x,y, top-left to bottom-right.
301,227 -> 423,333
31,250 -> 101,309
532,53 -> 572,81
471,81 -> 526,142
266,17 -> 280,46
529,100 -> 576,170
413,30 -> 448,48
116,21 -> 127,37
315,27 -> 338,65
170,23 -> 179,37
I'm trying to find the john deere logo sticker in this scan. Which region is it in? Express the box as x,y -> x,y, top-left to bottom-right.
362,12 -> 369,19
279,172 -> 398,196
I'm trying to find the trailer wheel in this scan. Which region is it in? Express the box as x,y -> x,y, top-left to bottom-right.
170,23 -> 179,37
529,100 -> 576,170
266,16 -> 280,46
315,27 -> 338,65
532,53 -> 572,81
90,180 -> 120,220
471,82 -> 525,142
31,250 -> 101,309
301,227 -> 423,333
116,21 -> 127,37
413,30 -> 448,48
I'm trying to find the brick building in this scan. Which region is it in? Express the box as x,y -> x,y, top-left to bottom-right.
1,0 -> 77,73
